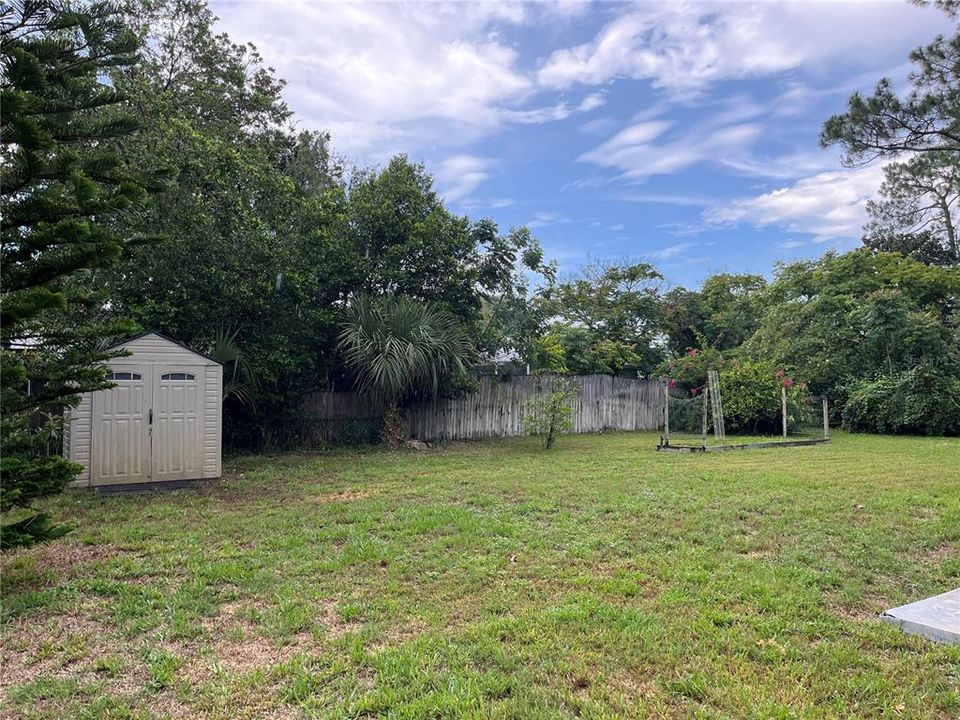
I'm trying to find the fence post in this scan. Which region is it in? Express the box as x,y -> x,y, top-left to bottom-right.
701,384 -> 709,448
781,386 -> 788,438
822,396 -> 830,440
663,382 -> 670,445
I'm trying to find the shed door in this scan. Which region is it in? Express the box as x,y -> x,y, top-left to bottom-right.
92,367 -> 151,485
152,367 -> 205,482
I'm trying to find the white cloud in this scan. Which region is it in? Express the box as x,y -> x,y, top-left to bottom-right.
647,242 -> 697,260
211,2 -> 534,158
618,192 -> 714,207
526,211 -> 573,228
577,92 -> 606,112
703,163 -> 890,241
210,1 -> 615,161
537,2 -> 949,93
434,154 -> 493,203
579,117 -> 761,181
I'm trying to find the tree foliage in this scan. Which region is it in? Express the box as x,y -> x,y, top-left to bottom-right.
822,4 -> 960,263
534,262 -> 662,376
524,376 -> 576,449
0,1 -> 152,546
337,296 -> 477,444
743,250 -> 960,416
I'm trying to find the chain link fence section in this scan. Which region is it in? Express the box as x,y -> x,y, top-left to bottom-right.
785,395 -> 829,439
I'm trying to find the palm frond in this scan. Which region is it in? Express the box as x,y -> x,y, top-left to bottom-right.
337,295 -> 477,403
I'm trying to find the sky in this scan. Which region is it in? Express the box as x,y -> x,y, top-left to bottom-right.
210,0 -> 954,288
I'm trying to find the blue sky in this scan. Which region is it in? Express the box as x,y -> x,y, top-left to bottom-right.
212,1 -> 954,287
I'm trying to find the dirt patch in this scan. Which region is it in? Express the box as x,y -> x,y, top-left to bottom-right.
310,488 -> 377,504
923,541 -> 957,566
1,541 -> 124,591
0,613 -> 119,699
829,591 -> 890,623
180,598 -> 351,683
607,668 -> 658,700
369,617 -> 428,652
738,548 -> 772,559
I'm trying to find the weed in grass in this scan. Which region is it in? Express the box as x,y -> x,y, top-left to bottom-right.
144,647 -> 182,692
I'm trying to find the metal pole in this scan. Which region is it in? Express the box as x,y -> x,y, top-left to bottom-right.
701,384 -> 709,448
663,382 -> 670,445
822,396 -> 830,439
781,386 -> 788,438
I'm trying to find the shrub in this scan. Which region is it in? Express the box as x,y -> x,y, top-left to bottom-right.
842,365 -> 960,436
655,346 -> 726,394
719,360 -> 806,434
524,377 -> 577,449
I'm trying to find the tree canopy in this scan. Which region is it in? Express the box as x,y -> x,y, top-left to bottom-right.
822,3 -> 960,264
0,0 -> 155,546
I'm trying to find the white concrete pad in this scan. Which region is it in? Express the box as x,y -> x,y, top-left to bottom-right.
880,588 -> 960,645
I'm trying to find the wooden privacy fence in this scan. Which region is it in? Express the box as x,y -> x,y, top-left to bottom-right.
304,375 -> 665,442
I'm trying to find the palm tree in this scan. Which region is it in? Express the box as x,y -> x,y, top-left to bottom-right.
209,327 -> 257,407
337,296 -> 476,444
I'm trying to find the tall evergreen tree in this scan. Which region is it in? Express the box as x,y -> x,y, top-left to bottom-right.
821,2 -> 960,263
1,1 -> 151,547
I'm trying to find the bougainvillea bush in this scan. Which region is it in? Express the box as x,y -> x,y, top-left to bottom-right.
655,346 -> 726,395
658,350 -> 807,435
718,360 -> 806,434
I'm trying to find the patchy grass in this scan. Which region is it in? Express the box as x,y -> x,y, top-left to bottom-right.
2,432 -> 959,719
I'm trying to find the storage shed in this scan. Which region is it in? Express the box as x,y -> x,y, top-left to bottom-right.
65,332 -> 222,487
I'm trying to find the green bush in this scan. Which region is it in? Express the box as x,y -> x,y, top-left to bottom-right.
524,377 -> 577,449
719,360 -> 805,434
655,346 -> 726,393
842,365 -> 960,436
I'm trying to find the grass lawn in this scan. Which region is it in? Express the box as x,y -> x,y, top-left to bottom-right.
2,432 -> 959,719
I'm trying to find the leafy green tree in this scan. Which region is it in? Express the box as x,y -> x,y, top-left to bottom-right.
718,360 -> 805,435
524,376 -> 577,449
843,364 -> 960,435
698,274 -> 768,350
337,296 -> 477,445
347,156 -> 551,346
1,1 -> 151,547
863,154 -> 959,264
659,273 -> 768,356
822,3 -> 960,263
124,0 -> 290,138
80,0 -> 357,448
658,287 -> 704,357
534,325 -> 642,376
743,250 -> 960,422
537,261 -> 663,376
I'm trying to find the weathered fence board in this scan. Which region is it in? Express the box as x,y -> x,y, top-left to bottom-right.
305,375 -> 664,442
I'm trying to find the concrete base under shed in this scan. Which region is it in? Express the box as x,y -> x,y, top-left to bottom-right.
880,588 -> 959,645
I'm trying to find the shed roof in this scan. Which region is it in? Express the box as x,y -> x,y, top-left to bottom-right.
106,331 -> 221,365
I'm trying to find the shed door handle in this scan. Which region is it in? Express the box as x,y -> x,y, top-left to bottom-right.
149,409 -> 153,425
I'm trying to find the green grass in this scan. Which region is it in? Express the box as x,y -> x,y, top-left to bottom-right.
2,432 -> 958,719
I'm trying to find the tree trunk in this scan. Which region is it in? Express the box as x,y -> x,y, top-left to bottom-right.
938,194 -> 959,261
382,403 -> 404,447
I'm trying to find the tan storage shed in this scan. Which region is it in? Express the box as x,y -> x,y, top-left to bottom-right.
65,332 -> 222,487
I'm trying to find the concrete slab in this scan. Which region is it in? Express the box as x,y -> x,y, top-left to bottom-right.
880,588 -> 960,645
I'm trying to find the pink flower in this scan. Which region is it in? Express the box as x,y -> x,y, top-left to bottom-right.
668,379 -> 677,389
687,349 -> 698,357
783,377 -> 794,389
775,369 -> 786,378
690,387 -> 699,396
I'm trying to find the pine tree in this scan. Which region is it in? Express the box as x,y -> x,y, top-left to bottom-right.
1,1 -> 152,547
